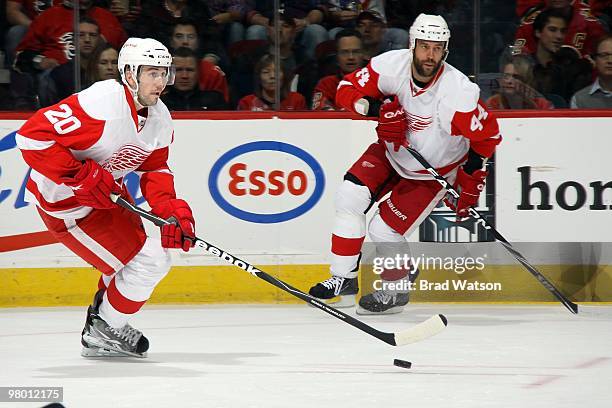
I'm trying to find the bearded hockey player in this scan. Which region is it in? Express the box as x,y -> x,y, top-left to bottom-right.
308,14 -> 502,314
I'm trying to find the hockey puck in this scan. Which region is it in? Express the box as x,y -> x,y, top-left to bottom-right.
393,359 -> 412,369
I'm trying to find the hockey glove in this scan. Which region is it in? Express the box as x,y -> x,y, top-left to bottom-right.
151,199 -> 195,252
444,167 -> 488,220
376,97 -> 408,152
65,159 -> 120,209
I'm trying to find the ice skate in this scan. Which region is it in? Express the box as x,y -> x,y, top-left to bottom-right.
81,289 -> 149,358
308,275 -> 359,307
356,290 -> 409,315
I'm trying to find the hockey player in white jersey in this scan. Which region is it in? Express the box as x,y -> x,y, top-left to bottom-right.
16,38 -> 195,357
308,14 -> 502,314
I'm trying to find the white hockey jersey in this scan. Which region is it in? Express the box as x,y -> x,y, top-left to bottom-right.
16,80 -> 175,219
337,49 -> 501,179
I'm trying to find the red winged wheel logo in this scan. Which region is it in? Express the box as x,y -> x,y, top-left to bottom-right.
407,112 -> 433,134
101,144 -> 151,173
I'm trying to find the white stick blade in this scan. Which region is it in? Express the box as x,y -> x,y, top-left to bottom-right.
394,314 -> 447,346
576,305 -> 612,319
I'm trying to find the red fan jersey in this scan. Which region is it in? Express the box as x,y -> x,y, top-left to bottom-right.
198,60 -> 229,102
16,79 -> 175,219
514,2 -> 606,57
16,5 -> 127,64
336,49 -> 501,180
312,74 -> 344,111
237,92 -> 307,111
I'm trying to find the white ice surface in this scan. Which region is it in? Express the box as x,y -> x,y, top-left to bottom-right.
1,304 -> 611,408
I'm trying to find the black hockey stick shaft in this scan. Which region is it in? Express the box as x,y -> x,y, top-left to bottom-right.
404,146 -> 578,314
111,195 -> 412,346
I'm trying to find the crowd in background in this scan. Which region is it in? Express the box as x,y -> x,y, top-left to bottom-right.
0,0 -> 610,111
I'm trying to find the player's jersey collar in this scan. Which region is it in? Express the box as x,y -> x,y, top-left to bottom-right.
410,64 -> 445,97
123,85 -> 139,129
123,84 -> 148,133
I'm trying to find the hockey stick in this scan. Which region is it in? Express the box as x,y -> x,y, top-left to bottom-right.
110,194 -> 448,346
404,146 -> 579,314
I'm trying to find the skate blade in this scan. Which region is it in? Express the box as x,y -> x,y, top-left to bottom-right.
356,304 -> 406,315
325,294 -> 356,308
81,346 -> 147,358
82,335 -> 147,358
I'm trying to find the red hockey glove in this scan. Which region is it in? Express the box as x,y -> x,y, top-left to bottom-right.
151,199 -> 195,252
65,159 -> 120,209
444,167 -> 488,219
376,97 -> 408,152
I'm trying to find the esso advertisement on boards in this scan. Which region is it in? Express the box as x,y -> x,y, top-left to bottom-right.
208,141 -> 325,224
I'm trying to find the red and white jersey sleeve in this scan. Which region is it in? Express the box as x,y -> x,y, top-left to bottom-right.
336,49 -> 412,113
16,80 -> 174,219
438,75 -> 502,158
336,63 -> 382,112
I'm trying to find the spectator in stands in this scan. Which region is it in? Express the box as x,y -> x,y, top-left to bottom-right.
326,1 -> 384,37
170,19 -> 199,50
486,54 -> 554,109
267,13 -> 299,74
167,19 -> 230,103
517,0 -> 612,22
237,53 -> 306,110
527,8 -> 593,105
382,0 -> 411,50
244,0 -> 327,61
355,10 -> 385,61
162,47 -> 228,110
514,0 -> 607,58
11,0 -> 126,109
312,29 -> 364,110
168,19 -> 226,68
49,17 -> 102,102
204,0 -> 248,45
133,0 -> 215,45
6,0 -> 54,23
13,0 -> 126,72
516,0 -> 543,18
590,0 -> 612,27
324,1 -> 407,51
104,0 -> 142,35
5,0 -> 54,63
229,12 -> 318,106
571,34 -> 612,108
527,8 -> 569,100
84,42 -> 119,85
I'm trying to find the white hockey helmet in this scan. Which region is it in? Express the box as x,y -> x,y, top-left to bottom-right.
118,37 -> 175,91
409,14 -> 451,54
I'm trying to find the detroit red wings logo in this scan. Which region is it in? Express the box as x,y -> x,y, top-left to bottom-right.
101,144 -> 151,173
407,112 -> 433,134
